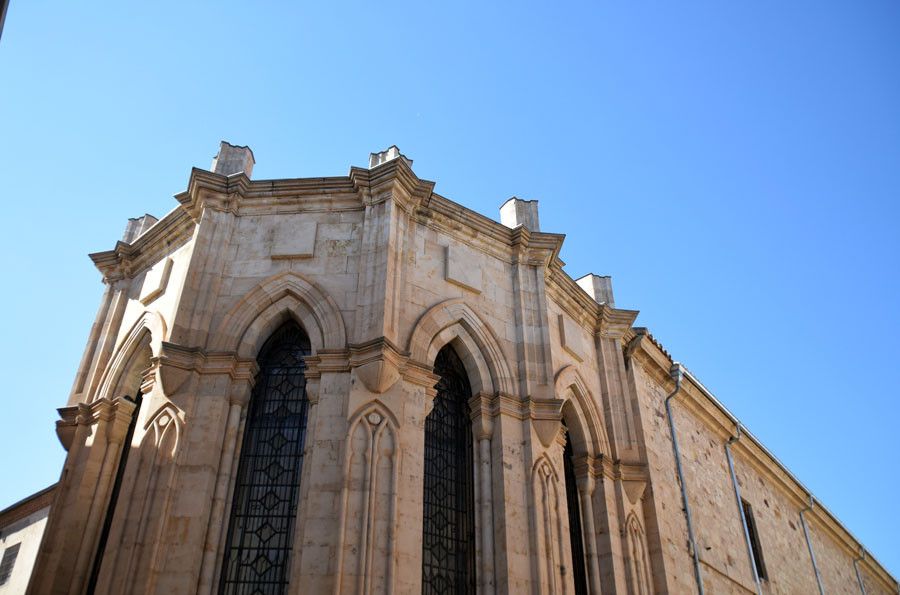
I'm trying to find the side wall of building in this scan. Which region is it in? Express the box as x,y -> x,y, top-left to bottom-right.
631,344 -> 897,595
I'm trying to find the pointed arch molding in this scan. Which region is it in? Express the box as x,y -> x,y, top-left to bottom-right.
555,365 -> 611,458
96,310 -> 167,402
210,271 -> 347,357
407,299 -> 515,397
625,512 -> 653,595
531,455 -> 566,594
334,401 -> 400,595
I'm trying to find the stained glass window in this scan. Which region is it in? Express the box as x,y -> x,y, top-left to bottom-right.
219,322 -> 311,595
422,345 -> 477,594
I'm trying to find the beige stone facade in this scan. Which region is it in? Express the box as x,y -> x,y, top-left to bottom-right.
21,142 -> 897,594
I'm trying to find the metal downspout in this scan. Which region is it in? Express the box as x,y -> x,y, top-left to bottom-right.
725,423 -> 762,595
665,362 -> 705,595
800,495 -> 825,595
853,548 -> 868,595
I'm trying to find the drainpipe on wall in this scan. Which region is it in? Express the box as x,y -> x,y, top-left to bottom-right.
853,548 -> 868,595
664,362 -> 705,595
800,494 -> 826,595
724,423 -> 763,595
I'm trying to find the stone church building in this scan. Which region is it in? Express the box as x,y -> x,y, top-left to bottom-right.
5,143 -> 896,594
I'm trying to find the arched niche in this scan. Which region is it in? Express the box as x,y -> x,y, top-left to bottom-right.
96,311 -> 166,402
555,365 -> 610,458
407,299 -> 515,397
209,271 -> 347,357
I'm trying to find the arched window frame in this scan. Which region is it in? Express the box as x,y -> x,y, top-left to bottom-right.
562,421 -> 589,595
557,384 -> 605,595
421,344 -> 478,594
218,321 -> 312,595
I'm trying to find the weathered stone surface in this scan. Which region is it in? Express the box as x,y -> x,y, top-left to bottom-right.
19,143 -> 896,595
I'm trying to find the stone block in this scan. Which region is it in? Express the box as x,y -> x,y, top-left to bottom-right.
139,258 -> 173,305
211,141 -> 255,177
558,313 -> 586,361
445,244 -> 482,294
271,220 -> 317,259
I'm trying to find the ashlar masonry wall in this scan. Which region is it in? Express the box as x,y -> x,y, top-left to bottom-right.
23,142 -> 897,595
629,333 -> 897,595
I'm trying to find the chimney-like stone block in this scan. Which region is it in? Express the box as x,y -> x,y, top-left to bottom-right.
211,141 -> 255,177
576,273 -> 615,307
369,145 -> 413,169
500,197 -> 540,231
122,214 -> 159,243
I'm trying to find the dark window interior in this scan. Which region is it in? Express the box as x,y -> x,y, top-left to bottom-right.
422,345 -> 477,594
742,499 -> 767,580
0,542 -> 21,585
219,322 -> 311,595
563,428 -> 589,594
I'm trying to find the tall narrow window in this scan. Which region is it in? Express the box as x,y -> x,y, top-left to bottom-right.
422,345 -> 477,594
220,322 -> 311,595
563,428 -> 589,595
741,499 -> 768,580
0,543 -> 20,585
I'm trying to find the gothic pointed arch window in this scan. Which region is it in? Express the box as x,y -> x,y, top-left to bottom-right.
219,321 -> 311,595
422,344 -> 477,594
563,424 -> 589,595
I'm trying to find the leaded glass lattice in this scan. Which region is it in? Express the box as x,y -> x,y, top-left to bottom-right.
563,428 -> 589,595
422,345 -> 477,595
219,322 -> 311,595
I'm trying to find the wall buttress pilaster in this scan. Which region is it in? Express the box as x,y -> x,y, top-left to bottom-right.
28,397 -> 136,595
169,207 -> 236,348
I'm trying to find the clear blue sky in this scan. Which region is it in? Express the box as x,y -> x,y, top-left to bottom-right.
1,0 -> 898,577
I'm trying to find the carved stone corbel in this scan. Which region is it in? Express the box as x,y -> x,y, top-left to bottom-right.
468,392 -> 496,440
349,338 -> 405,394
155,342 -> 203,397
529,398 -> 565,448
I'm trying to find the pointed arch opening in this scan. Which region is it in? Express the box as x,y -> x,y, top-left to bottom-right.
562,420 -> 589,595
219,321 -> 311,595
422,344 -> 477,594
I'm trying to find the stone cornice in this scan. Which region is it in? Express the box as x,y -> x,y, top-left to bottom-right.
177,168 -> 364,220
349,157 -> 436,211
544,271 -> 640,342
155,342 -> 259,396
89,206 -> 194,282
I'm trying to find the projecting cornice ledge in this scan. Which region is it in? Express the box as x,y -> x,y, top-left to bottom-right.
176,167 -> 251,221
349,156 -> 436,212
596,305 -> 640,339
88,208 -> 193,282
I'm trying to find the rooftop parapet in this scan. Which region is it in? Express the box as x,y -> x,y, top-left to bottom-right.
369,145 -> 413,169
211,141 -> 255,177
576,273 -> 615,307
499,197 -> 540,232
122,214 -> 158,243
